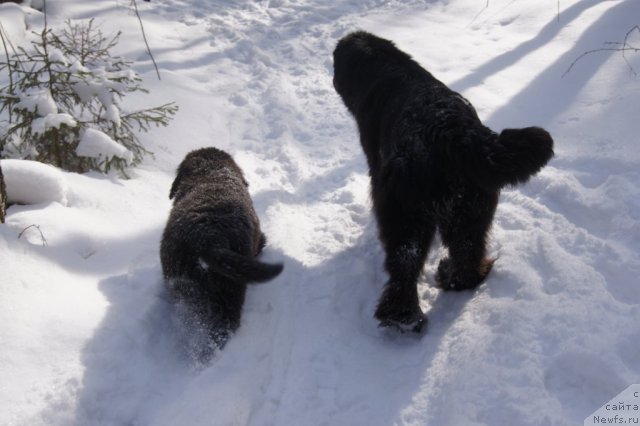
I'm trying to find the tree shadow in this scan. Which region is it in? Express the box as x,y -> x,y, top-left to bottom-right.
451,0 -> 603,93
470,1 -> 640,129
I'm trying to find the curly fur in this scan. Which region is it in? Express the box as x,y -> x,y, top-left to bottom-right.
333,31 -> 554,333
160,147 -> 283,352
0,163 -> 6,223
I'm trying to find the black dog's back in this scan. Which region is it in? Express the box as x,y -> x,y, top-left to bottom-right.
161,147 -> 282,353
333,31 -> 553,193
333,31 -> 553,332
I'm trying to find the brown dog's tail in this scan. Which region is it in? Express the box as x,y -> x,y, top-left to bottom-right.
203,248 -> 283,284
457,126 -> 554,191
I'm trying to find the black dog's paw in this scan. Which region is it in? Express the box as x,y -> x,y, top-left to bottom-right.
436,257 -> 467,291
374,298 -> 427,334
435,257 -> 453,289
436,257 -> 495,291
377,313 -> 427,334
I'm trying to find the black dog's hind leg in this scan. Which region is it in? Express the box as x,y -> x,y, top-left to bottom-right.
374,208 -> 435,333
436,188 -> 498,291
257,232 -> 267,255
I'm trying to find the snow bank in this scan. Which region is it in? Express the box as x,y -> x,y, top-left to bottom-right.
0,3 -> 28,46
0,159 -> 68,206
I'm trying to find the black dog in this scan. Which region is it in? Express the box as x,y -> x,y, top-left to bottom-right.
333,31 -> 553,333
0,162 -> 6,223
160,147 -> 283,351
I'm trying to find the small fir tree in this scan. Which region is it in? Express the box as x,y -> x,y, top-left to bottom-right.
0,18 -> 177,175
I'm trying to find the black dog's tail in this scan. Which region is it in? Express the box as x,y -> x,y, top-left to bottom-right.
456,126 -> 554,190
203,248 -> 283,284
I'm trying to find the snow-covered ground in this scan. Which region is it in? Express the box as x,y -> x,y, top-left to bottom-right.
1,0 -> 639,425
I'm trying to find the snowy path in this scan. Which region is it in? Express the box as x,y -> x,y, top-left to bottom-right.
1,1 -> 639,425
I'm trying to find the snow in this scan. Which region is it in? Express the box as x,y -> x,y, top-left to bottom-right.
1,1 -> 639,425
1,159 -> 68,206
76,128 -> 133,164
101,104 -> 121,127
47,47 -> 68,65
15,88 -> 58,116
31,113 -> 77,135
0,2 -> 28,45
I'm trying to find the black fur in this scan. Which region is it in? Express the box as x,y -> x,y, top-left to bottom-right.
333,31 -> 553,333
0,162 -> 6,223
160,147 -> 283,350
